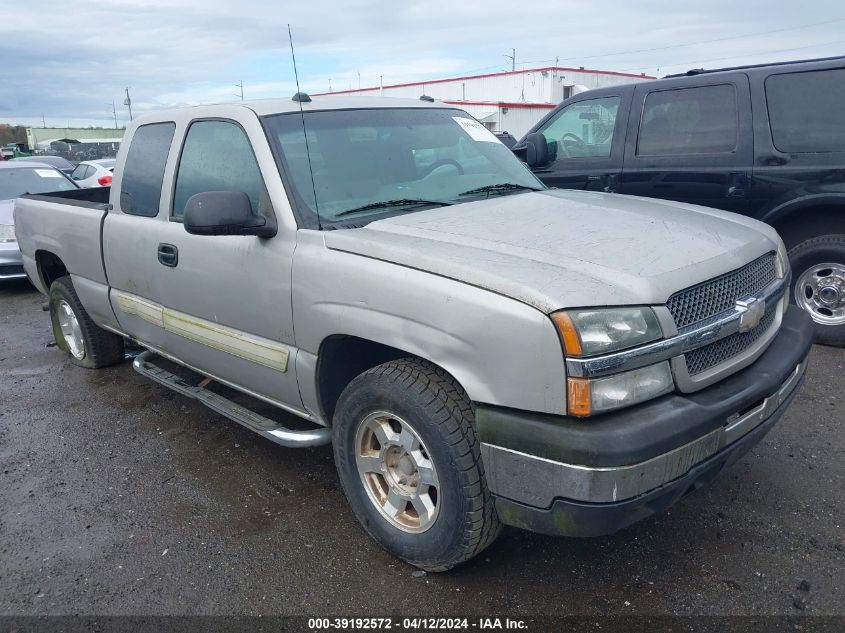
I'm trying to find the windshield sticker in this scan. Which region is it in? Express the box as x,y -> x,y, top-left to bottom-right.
452,117 -> 501,143
34,169 -> 62,178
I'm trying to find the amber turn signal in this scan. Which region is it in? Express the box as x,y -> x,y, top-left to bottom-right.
566,377 -> 592,417
551,311 -> 583,356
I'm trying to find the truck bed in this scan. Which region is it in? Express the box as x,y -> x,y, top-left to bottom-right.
14,187 -> 112,295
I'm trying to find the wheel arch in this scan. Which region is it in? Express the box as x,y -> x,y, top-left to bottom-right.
762,196 -> 845,248
315,334 -> 465,424
35,250 -> 69,292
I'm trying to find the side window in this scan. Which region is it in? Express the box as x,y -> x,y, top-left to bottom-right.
766,68 -> 845,153
637,84 -> 737,156
539,96 -> 620,159
120,122 -> 176,217
172,120 -> 272,220
70,165 -> 87,180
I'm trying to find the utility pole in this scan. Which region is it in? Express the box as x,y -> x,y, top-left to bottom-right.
504,48 -> 515,72
41,114 -> 46,128
234,80 -> 244,100
328,78 -> 333,92
123,88 -> 133,121
110,101 -> 118,129
358,71 -> 361,89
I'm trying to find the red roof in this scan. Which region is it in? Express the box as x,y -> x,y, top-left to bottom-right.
313,66 -> 655,96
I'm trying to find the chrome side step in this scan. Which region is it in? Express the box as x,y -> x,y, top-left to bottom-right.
132,350 -> 331,448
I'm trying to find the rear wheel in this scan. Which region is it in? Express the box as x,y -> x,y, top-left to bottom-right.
49,276 -> 125,368
788,235 -> 845,347
332,358 -> 501,571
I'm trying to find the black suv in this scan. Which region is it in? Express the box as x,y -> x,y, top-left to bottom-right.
515,56 -> 845,346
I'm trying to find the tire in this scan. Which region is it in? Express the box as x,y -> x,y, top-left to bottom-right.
332,358 -> 501,571
788,234 -> 845,347
49,276 -> 125,368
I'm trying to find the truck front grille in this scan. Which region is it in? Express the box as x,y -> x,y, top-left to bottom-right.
683,304 -> 777,375
667,252 -> 777,329
667,252 -> 779,377
0,264 -> 25,277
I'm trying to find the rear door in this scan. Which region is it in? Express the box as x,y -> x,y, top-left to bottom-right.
618,74 -> 752,213
103,121 -> 177,350
528,90 -> 630,192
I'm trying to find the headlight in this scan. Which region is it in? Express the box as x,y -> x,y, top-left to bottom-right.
567,362 -> 674,417
0,224 -> 15,243
551,307 -> 662,356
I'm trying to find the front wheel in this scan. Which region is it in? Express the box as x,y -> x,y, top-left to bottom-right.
789,234 -> 845,347
332,358 -> 501,571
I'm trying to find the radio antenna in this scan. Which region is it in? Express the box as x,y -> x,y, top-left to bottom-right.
288,24 -> 321,229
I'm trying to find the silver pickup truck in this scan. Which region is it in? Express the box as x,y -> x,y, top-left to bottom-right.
14,96 -> 813,571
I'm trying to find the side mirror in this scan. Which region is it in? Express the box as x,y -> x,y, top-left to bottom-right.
183,191 -> 276,238
512,132 -> 550,168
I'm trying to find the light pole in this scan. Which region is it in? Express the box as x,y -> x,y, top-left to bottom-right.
123,88 -> 133,121
234,80 -> 244,100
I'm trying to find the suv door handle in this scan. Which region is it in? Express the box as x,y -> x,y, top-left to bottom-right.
727,173 -> 748,198
157,243 -> 178,267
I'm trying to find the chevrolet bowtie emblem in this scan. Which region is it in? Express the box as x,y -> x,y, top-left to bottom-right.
736,297 -> 766,333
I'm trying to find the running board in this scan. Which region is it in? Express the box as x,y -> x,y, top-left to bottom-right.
132,350 -> 331,448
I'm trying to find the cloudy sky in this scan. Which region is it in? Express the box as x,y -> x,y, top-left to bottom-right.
1,0 -> 843,127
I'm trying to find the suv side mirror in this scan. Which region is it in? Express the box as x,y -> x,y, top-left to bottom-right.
183,191 -> 276,238
513,132 -> 550,168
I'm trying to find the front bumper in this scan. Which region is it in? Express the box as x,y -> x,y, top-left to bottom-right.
0,240 -> 27,280
477,306 -> 813,537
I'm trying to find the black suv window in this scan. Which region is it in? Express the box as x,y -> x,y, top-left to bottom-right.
766,68 -> 845,153
637,84 -> 737,156
172,120 -> 272,220
119,122 -> 176,217
540,96 -> 620,159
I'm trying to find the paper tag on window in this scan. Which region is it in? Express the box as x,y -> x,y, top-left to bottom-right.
34,169 -> 62,178
452,116 -> 501,143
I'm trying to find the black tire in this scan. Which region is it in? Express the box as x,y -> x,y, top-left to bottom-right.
332,358 -> 501,571
788,234 -> 845,347
49,276 -> 125,368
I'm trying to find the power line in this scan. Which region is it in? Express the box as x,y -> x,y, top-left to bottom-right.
519,16 -> 845,67
618,38 -> 845,73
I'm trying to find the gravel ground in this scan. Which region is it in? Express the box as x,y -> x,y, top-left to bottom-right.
1,279 -> 843,617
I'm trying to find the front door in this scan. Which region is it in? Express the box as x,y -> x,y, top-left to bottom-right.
155,113 -> 302,410
529,92 -> 628,193
618,75 -> 753,213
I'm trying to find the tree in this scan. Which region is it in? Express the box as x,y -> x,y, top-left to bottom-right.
0,124 -> 27,146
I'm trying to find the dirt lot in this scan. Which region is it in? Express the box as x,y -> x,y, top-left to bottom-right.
1,279 -> 843,617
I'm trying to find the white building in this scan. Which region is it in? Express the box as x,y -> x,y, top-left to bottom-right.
315,66 -> 655,138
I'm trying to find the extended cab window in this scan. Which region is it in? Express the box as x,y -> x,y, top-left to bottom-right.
172,120 -> 272,220
766,68 -> 845,153
120,122 -> 176,217
637,84 -> 737,156
539,97 -> 620,159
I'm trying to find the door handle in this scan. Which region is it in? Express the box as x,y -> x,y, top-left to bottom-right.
157,243 -> 178,267
603,173 -> 619,193
727,173 -> 748,198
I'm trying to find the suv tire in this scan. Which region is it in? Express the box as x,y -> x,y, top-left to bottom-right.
788,234 -> 845,347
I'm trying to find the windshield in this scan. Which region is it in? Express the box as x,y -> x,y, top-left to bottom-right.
263,108 -> 544,227
0,167 -> 77,200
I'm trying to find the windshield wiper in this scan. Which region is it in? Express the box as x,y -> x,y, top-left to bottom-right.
333,198 -> 453,218
456,183 -> 541,197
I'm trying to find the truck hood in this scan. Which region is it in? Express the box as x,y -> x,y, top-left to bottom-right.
323,190 -> 781,313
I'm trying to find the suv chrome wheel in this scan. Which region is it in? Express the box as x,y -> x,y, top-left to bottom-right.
794,262 -> 845,326
57,299 -> 85,359
355,411 -> 440,533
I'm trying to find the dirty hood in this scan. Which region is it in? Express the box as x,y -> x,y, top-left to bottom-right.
323,190 -> 781,313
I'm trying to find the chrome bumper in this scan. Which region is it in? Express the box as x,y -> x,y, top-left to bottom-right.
481,357 -> 808,507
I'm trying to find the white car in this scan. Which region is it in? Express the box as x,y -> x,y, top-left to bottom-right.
69,159 -> 115,188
